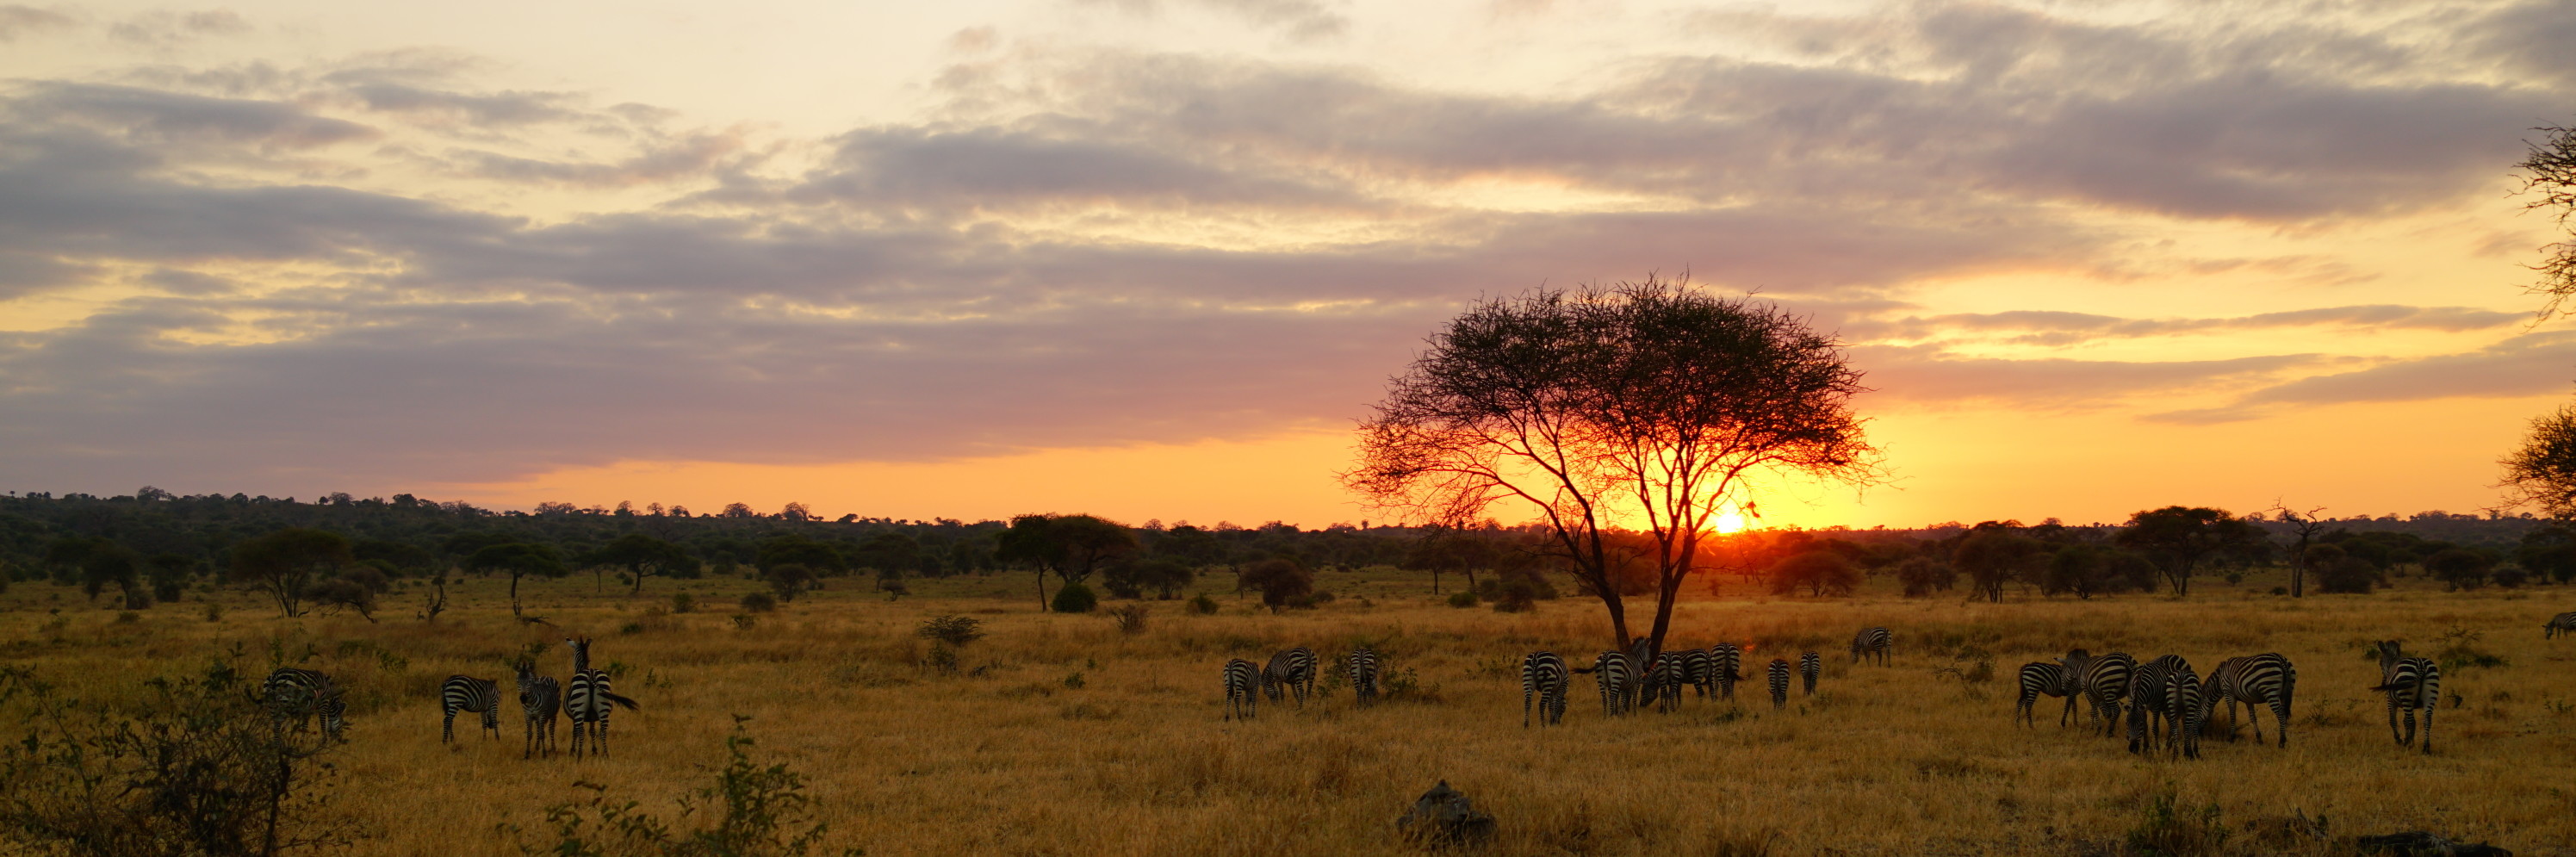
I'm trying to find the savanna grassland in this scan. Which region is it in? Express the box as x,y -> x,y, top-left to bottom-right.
3,567 -> 2573,857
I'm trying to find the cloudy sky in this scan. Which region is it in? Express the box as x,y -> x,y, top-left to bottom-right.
2,0 -> 2572,527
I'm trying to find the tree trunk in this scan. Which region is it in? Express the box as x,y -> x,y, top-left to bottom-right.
511,573 -> 523,618
1034,568 -> 1050,612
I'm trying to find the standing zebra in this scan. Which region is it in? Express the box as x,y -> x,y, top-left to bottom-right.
1585,650 -> 1637,717
2127,655 -> 2189,755
516,660 -> 561,759
1766,658 -> 1791,709
1850,627 -> 1892,666
2547,612 -> 2576,639
440,674 -> 503,743
264,667 -> 347,742
2014,661 -> 2078,728
2163,661 -> 2206,760
563,637 -> 640,759
2368,641 -> 2441,754
1521,652 -> 1569,727
2070,650 -> 2137,737
1346,648 -> 1381,709
1675,649 -> 1717,700
1641,652 -> 1688,712
1262,648 -> 1318,708
1708,643 -> 1745,699
1798,651 -> 1821,695
1223,658 -> 1259,721
2205,654 -> 2296,748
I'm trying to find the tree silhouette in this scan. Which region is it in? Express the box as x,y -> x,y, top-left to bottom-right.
581,533 -> 698,596
2114,506 -> 2263,596
2514,121 -> 2576,316
466,543 -> 566,618
228,529 -> 353,618
1952,525 -> 2041,602
995,514 -> 1138,612
2501,404 -> 2576,520
1347,277 -> 1880,654
2266,503 -> 2331,597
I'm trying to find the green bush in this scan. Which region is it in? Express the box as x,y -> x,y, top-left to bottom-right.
740,593 -> 779,613
1051,583 -> 1098,614
671,593 -> 696,613
1186,593 -> 1220,615
916,614 -> 985,648
1447,591 -> 1479,608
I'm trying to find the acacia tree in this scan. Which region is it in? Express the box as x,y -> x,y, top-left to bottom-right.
2266,502 -> 2331,597
1347,278 -> 1880,655
2501,404 -> 2576,520
582,533 -> 698,595
995,514 -> 1137,612
467,543 -> 566,618
2114,506 -> 2263,596
2516,122 -> 2576,315
228,528 -> 353,618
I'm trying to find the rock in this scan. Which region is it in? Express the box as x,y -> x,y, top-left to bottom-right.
1396,780 -> 1494,849
2356,831 -> 2513,856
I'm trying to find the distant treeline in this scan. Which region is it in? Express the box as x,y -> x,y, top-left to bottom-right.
0,489 -> 2565,616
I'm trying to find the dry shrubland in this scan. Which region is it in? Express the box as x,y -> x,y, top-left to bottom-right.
0,566 -> 2570,856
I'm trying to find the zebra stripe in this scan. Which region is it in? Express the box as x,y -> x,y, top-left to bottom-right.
2206,654 -> 2296,748
1799,651 -> 1821,695
264,667 -> 347,742
440,674 -> 502,743
2165,661 -> 2205,760
1641,651 -> 1689,712
1262,648 -> 1318,708
1766,658 -> 1791,709
1708,643 -> 1745,699
2014,661 -> 2078,728
2127,655 -> 2189,755
1224,658 -> 1258,721
1850,627 -> 1893,666
563,637 -> 640,759
1521,652 -> 1569,727
1587,650 -> 1637,717
2070,650 -> 2137,737
1347,648 -> 1381,709
1675,649 -> 1716,701
2369,641 -> 2441,754
2547,612 -> 2576,639
515,660 -> 561,759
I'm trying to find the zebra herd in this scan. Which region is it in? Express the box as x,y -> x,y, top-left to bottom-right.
1505,627 -> 1890,726
1223,646 -> 1383,720
263,636 -> 640,759
2015,643 -> 2444,756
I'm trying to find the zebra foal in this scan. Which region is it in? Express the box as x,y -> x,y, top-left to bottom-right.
1850,627 -> 1892,666
516,660 -> 561,759
264,667 -> 348,742
440,674 -> 503,743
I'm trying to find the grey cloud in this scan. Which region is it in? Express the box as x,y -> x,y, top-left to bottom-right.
1870,305 -> 2527,345
140,267 -> 237,295
794,127 -> 1356,209
2151,332 -> 2576,423
456,132 -> 743,187
0,5 -> 72,41
1856,345 -> 2318,407
2478,0 -> 2576,87
336,81 -> 578,127
11,83 -> 377,150
108,9 -> 250,47
1077,0 -> 1346,41
0,252 -> 91,300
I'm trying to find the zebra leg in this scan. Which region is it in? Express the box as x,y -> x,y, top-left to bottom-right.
444,709 -> 456,744
2275,699 -> 2292,748
2420,701 -> 2433,755
599,719 -> 609,758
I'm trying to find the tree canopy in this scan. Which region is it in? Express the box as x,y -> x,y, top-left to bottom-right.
228,528 -> 353,618
2114,506 -> 2265,596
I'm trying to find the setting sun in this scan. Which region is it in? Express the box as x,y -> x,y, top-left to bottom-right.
1713,506 -> 1750,534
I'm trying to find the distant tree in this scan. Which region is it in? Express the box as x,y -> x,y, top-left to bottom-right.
995,514 -> 1138,612
1347,278 -> 1881,655
848,532 -> 921,591
779,501 -> 813,521
1239,558 -> 1313,612
765,563 -> 818,602
2501,404 -> 2576,519
2114,506 -> 2264,596
2516,525 -> 2576,584
1103,557 -> 1195,600
582,533 -> 699,595
465,543 -> 567,618
721,502 -> 757,519
309,578 -> 377,622
229,529 -> 355,618
2424,548 -> 2496,591
1953,525 -> 2042,602
2308,543 -> 2378,594
755,536 -> 847,576
1766,550 -> 1859,597
2102,550 -> 2161,593
351,539 -> 436,576
2266,503 -> 2331,598
2043,544 -> 2108,599
2513,121 -> 2576,315
1892,556 -> 1953,598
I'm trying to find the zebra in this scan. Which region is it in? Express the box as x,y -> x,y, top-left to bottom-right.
1262,648 -> 1318,708
2164,661 -> 2206,760
2127,655 -> 2189,755
515,660 -> 561,759
2547,612 -> 2576,639
1224,658 -> 1258,721
1850,627 -> 1892,666
1799,651 -> 1821,695
2070,650 -> 2137,737
2205,654 -> 2296,748
2368,641 -> 2441,754
1676,649 -> 1717,700
2014,661 -> 2079,728
1640,651 -> 1688,712
1347,648 -> 1381,709
264,667 -> 347,742
1583,650 -> 1637,717
563,637 -> 640,759
1766,658 -> 1791,709
1708,643 -> 1745,699
440,674 -> 502,743
1520,652 -> 1569,727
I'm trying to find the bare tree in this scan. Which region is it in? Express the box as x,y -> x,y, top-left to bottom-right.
1347,276 -> 1881,655
2502,404 -> 2576,519
2266,502 -> 2331,598
2516,122 -> 2576,316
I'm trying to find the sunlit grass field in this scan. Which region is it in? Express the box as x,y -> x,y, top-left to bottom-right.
3,567 -> 2573,855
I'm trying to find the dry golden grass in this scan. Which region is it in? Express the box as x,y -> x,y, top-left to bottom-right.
3,568 -> 2573,856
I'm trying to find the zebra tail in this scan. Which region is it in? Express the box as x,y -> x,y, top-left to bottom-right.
601,692 -> 641,711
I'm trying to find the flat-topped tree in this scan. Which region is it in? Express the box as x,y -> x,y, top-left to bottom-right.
1346,276 -> 1881,655
467,543 -> 567,618
229,528 -> 353,618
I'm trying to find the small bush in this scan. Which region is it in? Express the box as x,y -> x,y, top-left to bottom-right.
1187,594 -> 1220,615
732,614 -> 758,630
1051,583 -> 1098,614
917,615 -> 986,648
112,611 -> 140,624
511,728 -> 855,857
741,593 -> 779,613
672,593 -> 696,613
202,602 -> 222,623
1446,591 -> 1479,608
2126,786 -> 2228,857
1108,605 -> 1149,635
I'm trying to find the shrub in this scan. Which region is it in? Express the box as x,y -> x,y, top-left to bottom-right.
2314,555 -> 2377,594
1240,558 -> 1313,612
917,614 -> 985,648
1893,556 -> 1953,597
1051,582 -> 1098,614
2490,564 -> 2530,587
1107,605 -> 1149,635
2126,786 -> 2228,857
1186,593 -> 1220,615
672,593 -> 696,613
732,614 -> 758,630
510,728 -> 856,857
1767,550 -> 1860,597
2425,548 -> 2494,592
741,593 -> 779,613
766,563 -> 819,602
202,602 -> 222,623
1447,591 -> 1479,608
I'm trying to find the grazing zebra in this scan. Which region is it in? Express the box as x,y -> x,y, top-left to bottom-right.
2127,655 -> 2189,755
2547,612 -> 2576,639
1262,648 -> 1319,708
1799,651 -> 1821,695
1347,648 -> 1381,709
1708,643 -> 1745,699
2014,661 -> 2079,728
515,660 -> 561,759
1640,651 -> 1688,712
1850,627 -> 1892,666
2164,661 -> 2206,760
1521,652 -> 1570,727
2368,641 -> 2441,754
1766,658 -> 1791,709
440,674 -> 502,743
264,667 -> 347,742
2070,650 -> 2137,737
2205,654 -> 2296,748
1584,650 -> 1638,717
563,637 -> 640,759
1224,658 -> 1258,721
1677,649 -> 1717,700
